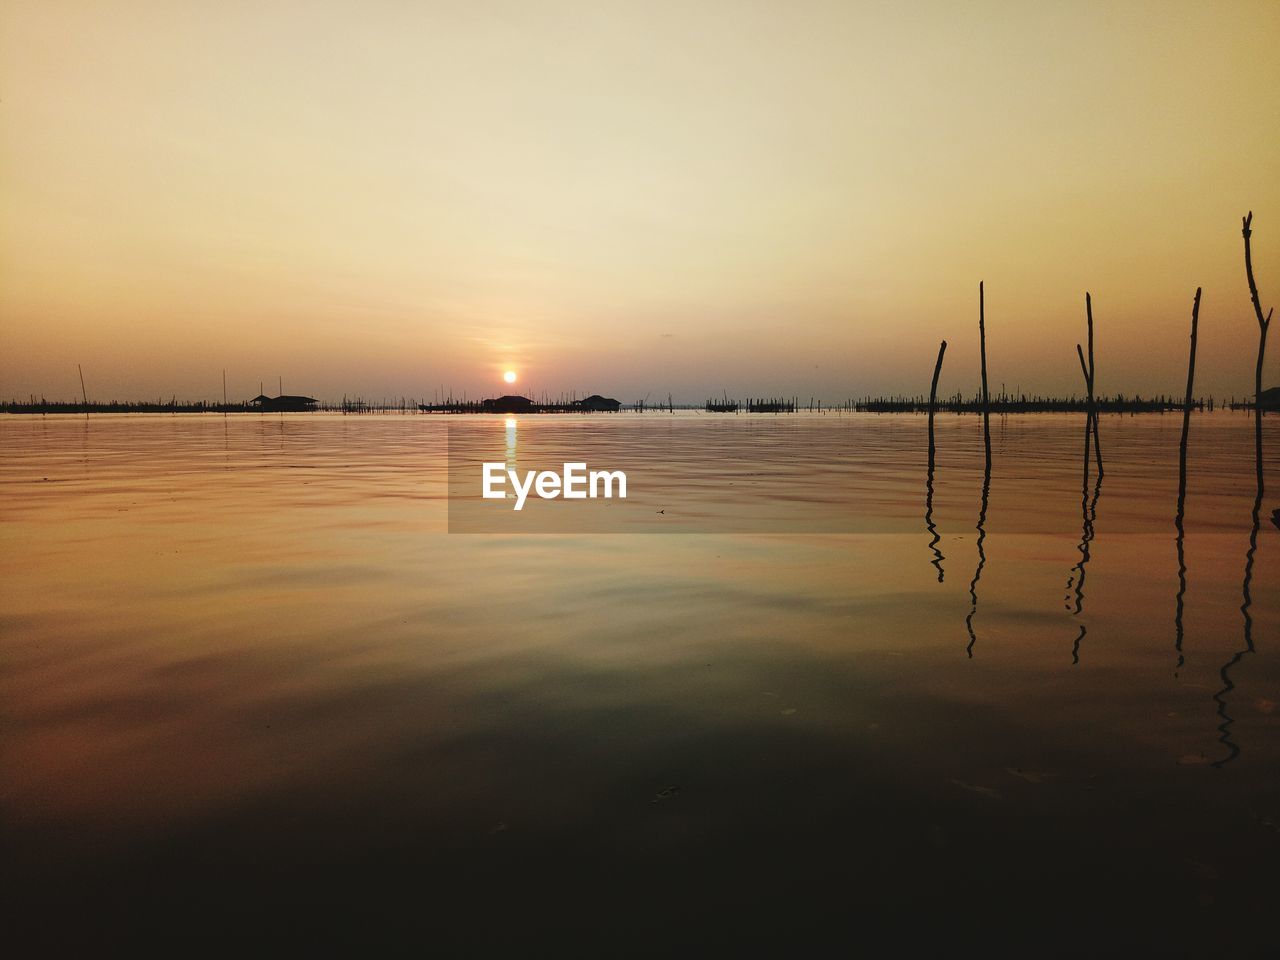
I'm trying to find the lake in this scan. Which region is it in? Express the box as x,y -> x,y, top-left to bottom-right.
2,411 -> 1278,952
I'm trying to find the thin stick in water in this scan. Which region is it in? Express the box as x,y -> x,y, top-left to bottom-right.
1242,211 -> 1272,495
78,363 -> 89,419
1178,288 -> 1202,514
978,282 -> 991,470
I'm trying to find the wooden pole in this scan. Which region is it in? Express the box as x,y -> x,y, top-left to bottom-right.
1173,287 -> 1201,673
1178,288 -> 1203,515
1086,293 -> 1102,473
1242,212 -> 1273,495
77,363 -> 89,419
928,340 -> 947,466
978,282 -> 991,470
1075,295 -> 1103,475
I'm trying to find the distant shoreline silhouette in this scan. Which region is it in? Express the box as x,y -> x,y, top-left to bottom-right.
0,391 -> 1259,416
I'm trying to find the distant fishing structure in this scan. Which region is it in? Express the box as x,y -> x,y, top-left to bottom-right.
705,393 -> 739,413
418,393 -> 622,414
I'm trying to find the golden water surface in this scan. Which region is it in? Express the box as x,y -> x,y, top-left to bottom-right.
2,412 -> 1278,952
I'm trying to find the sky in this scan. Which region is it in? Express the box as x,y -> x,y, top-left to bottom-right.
2,0 -> 1278,404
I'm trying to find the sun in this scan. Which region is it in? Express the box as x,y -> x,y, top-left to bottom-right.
503,370 -> 517,384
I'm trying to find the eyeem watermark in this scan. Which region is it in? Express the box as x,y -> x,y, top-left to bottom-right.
482,462 -> 627,510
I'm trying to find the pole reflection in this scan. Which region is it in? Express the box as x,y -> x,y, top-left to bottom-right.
1212,489 -> 1261,768
1064,416 -> 1103,664
964,456 -> 991,658
1174,288 -> 1201,676
925,465 -> 944,582
1173,503 -> 1188,676
925,340 -> 947,582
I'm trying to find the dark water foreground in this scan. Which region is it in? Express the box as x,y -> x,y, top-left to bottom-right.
2,413 -> 1278,953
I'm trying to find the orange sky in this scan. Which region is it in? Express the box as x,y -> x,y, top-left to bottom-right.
2,0 -> 1278,403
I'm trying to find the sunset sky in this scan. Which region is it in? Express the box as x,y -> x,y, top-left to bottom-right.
2,0 -> 1278,403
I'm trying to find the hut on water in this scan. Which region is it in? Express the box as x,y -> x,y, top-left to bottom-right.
572,394 -> 622,412
481,395 -> 537,414
249,394 -> 319,412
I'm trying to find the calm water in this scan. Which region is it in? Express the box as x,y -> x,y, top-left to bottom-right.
2,412 -> 1279,952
